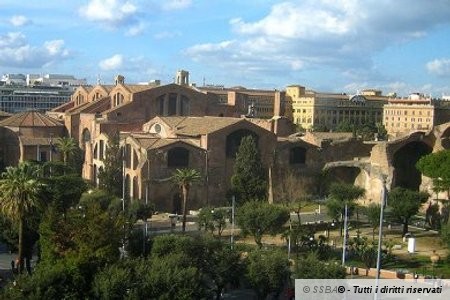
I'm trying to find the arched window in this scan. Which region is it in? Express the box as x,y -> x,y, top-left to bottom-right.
133,176 -> 139,200
82,128 -> 91,144
289,147 -> 306,164
133,150 -> 138,170
157,95 -> 165,115
168,93 -> 177,116
226,129 -> 258,158
181,95 -> 190,116
167,147 -> 189,167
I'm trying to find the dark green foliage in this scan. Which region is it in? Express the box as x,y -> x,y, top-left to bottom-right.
231,135 -> 267,204
417,150 -> 450,198
294,252 -> 346,279
39,196 -> 123,264
425,202 -> 441,230
246,249 -> 290,299
128,200 -> 154,222
326,183 -> 365,236
388,187 -> 429,236
93,235 -> 245,300
237,200 -> 290,248
198,206 -> 228,236
92,259 -> 141,300
364,203 -> 381,239
311,124 -> 328,132
42,174 -> 87,213
98,132 -> 123,198
7,260 -> 86,300
335,121 -> 386,141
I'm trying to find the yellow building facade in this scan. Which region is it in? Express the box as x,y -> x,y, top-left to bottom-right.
288,85 -> 387,131
383,94 -> 434,137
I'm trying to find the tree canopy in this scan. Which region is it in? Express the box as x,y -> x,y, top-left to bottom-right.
231,135 -> 267,204
171,168 -> 202,232
237,200 -> 290,248
416,150 -> 450,198
98,132 -> 123,198
326,182 -> 365,236
388,187 -> 429,236
0,162 -> 45,273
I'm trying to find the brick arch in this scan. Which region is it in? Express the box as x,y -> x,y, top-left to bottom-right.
226,129 -> 259,158
440,124 -> 450,149
325,166 -> 369,189
391,141 -> 432,190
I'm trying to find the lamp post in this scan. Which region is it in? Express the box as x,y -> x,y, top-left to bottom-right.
342,203 -> 349,266
374,175 -> 387,300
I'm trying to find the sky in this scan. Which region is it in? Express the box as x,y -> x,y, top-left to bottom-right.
1,0 -> 450,97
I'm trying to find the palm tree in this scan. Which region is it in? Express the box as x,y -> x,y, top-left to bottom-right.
55,137 -> 77,164
0,162 -> 44,273
171,168 -> 202,232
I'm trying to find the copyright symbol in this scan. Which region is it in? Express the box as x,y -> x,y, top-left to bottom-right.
338,286 -> 346,293
303,286 -> 310,293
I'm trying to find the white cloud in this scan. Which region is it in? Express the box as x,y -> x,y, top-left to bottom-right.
185,0 -> 450,79
0,32 -> 71,68
161,0 -> 192,11
426,58 -> 450,77
9,15 -> 31,27
79,0 -> 138,29
99,54 -> 123,71
126,22 -> 145,36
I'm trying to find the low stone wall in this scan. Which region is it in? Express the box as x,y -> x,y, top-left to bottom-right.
347,266 -> 450,284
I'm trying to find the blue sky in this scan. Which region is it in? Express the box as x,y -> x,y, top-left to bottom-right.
1,0 -> 450,97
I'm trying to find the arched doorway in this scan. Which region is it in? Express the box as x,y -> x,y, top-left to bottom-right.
392,141 -> 432,190
226,129 -> 258,158
172,192 -> 182,215
441,126 -> 450,149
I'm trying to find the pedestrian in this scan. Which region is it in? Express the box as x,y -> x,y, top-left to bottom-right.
11,260 -> 15,272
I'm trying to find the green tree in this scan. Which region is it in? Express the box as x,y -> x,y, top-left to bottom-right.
326,183 -> 365,236
198,207 -> 227,237
171,168 -> 202,232
364,203 -> 381,240
294,252 -> 346,279
311,123 -> 328,132
388,187 -> 429,236
55,136 -> 78,165
335,120 -> 354,132
0,162 -> 44,273
231,135 -> 267,204
98,132 -> 123,198
246,249 -> 290,299
417,150 -> 450,199
237,200 -> 290,248
43,174 -> 87,214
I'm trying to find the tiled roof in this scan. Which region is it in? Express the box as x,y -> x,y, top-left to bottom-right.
125,84 -> 155,93
19,137 -> 53,145
132,135 -> 200,150
0,111 -> 63,127
68,97 -> 111,114
159,116 -> 243,136
52,100 -> 75,112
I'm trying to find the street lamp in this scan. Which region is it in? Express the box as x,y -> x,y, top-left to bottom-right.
342,203 -> 349,266
374,175 -> 387,300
